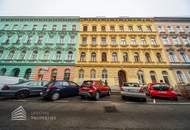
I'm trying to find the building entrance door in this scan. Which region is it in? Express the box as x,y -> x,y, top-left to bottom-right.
118,70 -> 127,88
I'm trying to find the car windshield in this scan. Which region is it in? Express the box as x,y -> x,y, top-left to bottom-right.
152,84 -> 170,91
82,81 -> 93,85
123,83 -> 139,87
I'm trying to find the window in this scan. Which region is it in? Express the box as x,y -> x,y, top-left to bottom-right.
7,50 -> 15,59
128,26 -> 133,31
51,69 -> 57,81
101,37 -> 106,45
146,25 -> 152,32
111,37 -> 116,45
102,52 -> 107,62
67,51 -> 73,61
79,69 -> 84,79
19,50 -> 26,60
72,25 -> 76,31
169,52 -> 178,63
3,24 -> 9,30
52,25 -> 56,31
83,25 -> 88,32
150,71 -> 157,83
80,52 -> 86,62
167,26 -> 174,32
60,36 -> 64,44
176,71 -> 186,84
56,51 -> 61,60
110,26 -> 115,31
134,52 -> 140,62
182,37 -> 189,45
64,69 -> 70,81
162,71 -> 170,85
92,37 -> 96,45
42,24 -> 47,31
137,70 -> 145,84
120,37 -> 126,45
24,69 -> 32,80
156,53 -> 162,63
92,26 -> 97,32
90,69 -> 96,79
22,24 -> 28,30
31,50 -> 38,60
131,38 -> 136,45
44,51 -> 49,60
13,24 -> 18,30
38,35 -> 43,44
119,25 -> 124,31
123,52 -> 128,62
62,25 -> 66,31
162,37 -> 169,45
91,52 -> 96,62
150,38 -> 157,45
141,38 -> 146,45
82,37 -> 87,44
102,69 -> 108,81
0,50 -> 3,58
180,52 -> 189,63
101,26 -> 106,31
0,68 -> 6,76
176,26 -> 183,32
27,36 -> 32,44
145,53 -> 151,62
172,37 -> 180,45
158,25 -> 163,32
137,25 -> 142,32
112,52 -> 118,62
70,35 -> 75,43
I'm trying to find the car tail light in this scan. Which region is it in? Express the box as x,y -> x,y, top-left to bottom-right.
2,85 -> 10,90
139,87 -> 144,93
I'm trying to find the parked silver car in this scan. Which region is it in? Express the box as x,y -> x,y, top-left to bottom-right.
0,80 -> 48,99
121,82 -> 146,101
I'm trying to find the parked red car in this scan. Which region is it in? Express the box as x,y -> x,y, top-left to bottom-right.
146,83 -> 178,100
79,80 -> 111,100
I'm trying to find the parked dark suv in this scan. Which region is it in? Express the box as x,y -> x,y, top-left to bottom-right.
41,80 -> 79,101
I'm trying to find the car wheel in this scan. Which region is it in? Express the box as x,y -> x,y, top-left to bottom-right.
94,92 -> 100,100
15,91 -> 30,99
51,93 -> 60,101
80,95 -> 85,99
107,90 -> 111,96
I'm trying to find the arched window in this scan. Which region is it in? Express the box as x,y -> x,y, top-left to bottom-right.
79,69 -> 84,79
123,52 -> 128,62
51,69 -> 57,81
0,68 -> 6,76
64,69 -> 70,81
176,71 -> 186,84
24,68 -> 32,79
137,70 -> 145,84
156,53 -> 162,63
180,52 -> 189,63
7,50 -> 15,59
112,52 -> 118,62
44,50 -> 49,60
0,50 -> 3,58
31,50 -> 38,60
19,50 -> 26,60
56,51 -> 61,60
162,71 -> 170,85
102,52 -> 107,62
102,69 -> 108,81
91,52 -> 96,62
134,52 -> 140,62
145,52 -> 151,62
67,51 -> 73,61
80,52 -> 86,62
90,69 -> 96,79
150,71 -> 157,83
12,68 -> 20,77
169,52 -> 177,62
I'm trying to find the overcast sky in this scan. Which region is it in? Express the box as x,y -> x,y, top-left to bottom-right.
0,0 -> 190,17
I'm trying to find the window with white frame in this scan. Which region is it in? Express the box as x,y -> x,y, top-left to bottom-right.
137,25 -> 142,32
102,69 -> 108,81
82,37 -> 87,44
120,37 -> 126,45
141,38 -> 146,45
119,25 -> 124,31
123,52 -> 128,62
162,71 -> 170,85
92,37 -> 96,45
111,37 -> 116,45
90,69 -> 96,79
146,25 -> 152,32
79,69 -> 84,79
102,52 -> 107,62
172,37 -> 180,45
62,25 -> 66,32
150,38 -> 157,45
131,38 -> 136,45
72,25 -> 76,31
112,52 -> 118,62
150,71 -> 157,83
44,51 -> 49,60
31,50 -> 38,60
67,51 -> 73,61
56,51 -> 61,60
162,37 -> 169,45
80,52 -> 86,62
70,35 -> 75,44
110,26 -> 115,32
176,71 -> 187,83
168,52 -> 178,63
180,52 -> 190,63
0,50 -> 3,58
167,26 -> 174,32
19,50 -> 26,60
137,70 -> 145,84
134,52 -> 140,62
128,26 -> 133,32
7,50 -> 15,59
91,52 -> 96,62
182,37 -> 189,45
158,25 -> 163,32
101,37 -> 106,45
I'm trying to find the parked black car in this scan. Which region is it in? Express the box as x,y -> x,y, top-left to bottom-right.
40,80 -> 80,101
0,80 -> 48,99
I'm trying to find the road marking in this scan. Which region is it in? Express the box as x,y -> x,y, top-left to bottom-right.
82,100 -> 112,103
13,100 -> 28,102
153,99 -> 156,104
54,100 -> 69,103
148,102 -> 190,105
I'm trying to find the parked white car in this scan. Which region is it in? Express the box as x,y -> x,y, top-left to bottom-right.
121,82 -> 147,102
0,76 -> 27,90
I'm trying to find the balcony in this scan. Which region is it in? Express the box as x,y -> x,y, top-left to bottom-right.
130,43 -> 139,47
91,43 -> 97,47
100,43 -> 108,46
151,44 -> 160,47
141,44 -> 149,47
110,43 -> 118,47
80,43 -> 88,47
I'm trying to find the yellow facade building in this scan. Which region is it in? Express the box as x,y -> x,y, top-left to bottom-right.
74,17 -> 176,90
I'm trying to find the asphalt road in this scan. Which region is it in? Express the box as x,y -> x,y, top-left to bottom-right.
0,95 -> 190,130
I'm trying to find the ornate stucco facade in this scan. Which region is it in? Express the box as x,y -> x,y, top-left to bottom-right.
0,16 -> 80,81
74,18 -> 176,89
